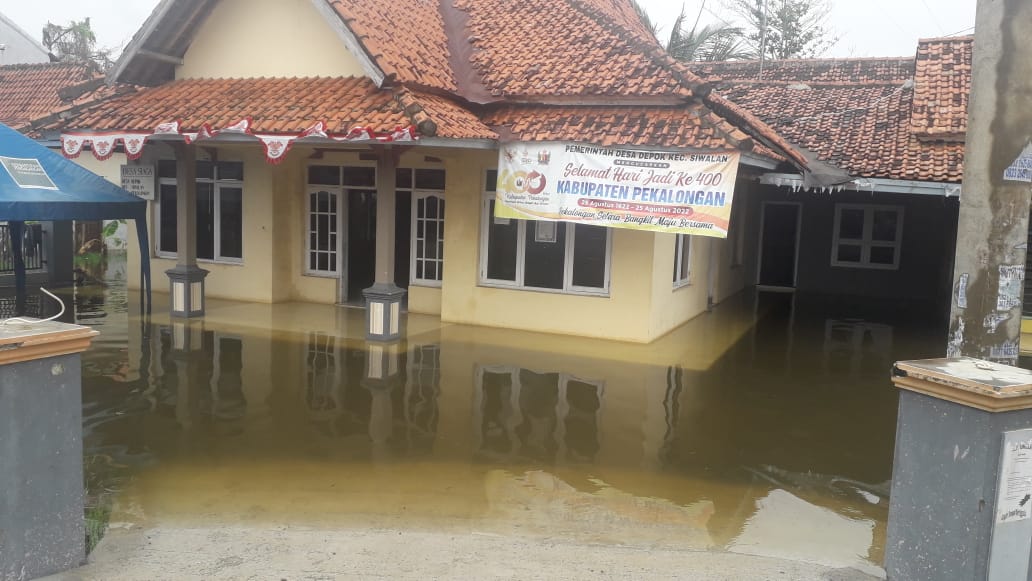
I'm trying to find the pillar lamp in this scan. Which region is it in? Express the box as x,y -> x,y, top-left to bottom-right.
166,265 -> 209,318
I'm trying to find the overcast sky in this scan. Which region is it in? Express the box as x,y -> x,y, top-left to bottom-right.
2,0 -> 976,59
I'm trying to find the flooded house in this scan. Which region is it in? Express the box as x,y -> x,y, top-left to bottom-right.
693,38 -> 972,310
53,0 -> 814,343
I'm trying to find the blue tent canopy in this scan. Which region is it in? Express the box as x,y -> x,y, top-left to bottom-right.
0,122 -> 152,313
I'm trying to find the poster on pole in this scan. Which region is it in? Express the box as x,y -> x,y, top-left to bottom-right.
496,142 -> 741,238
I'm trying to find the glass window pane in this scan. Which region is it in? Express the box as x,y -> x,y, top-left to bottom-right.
159,184 -> 177,253
396,168 -> 413,189
415,169 -> 446,190
524,221 -> 566,289
426,196 -> 438,219
310,254 -> 318,271
425,222 -> 438,259
870,246 -> 896,265
485,170 -> 498,192
219,187 -> 243,259
158,160 -> 177,179
308,166 -> 340,186
426,262 -> 438,281
195,160 -> 214,180
196,183 -> 215,260
872,210 -> 899,242
838,208 -> 865,240
439,199 -> 445,220
486,200 -> 518,281
572,224 -> 607,289
318,253 -> 328,271
837,244 -> 862,263
216,161 -> 244,181
341,166 -> 375,187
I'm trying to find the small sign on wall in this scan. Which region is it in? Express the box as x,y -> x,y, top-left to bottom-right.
120,164 -> 155,200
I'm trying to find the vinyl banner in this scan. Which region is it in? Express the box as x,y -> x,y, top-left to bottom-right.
496,142 -> 741,238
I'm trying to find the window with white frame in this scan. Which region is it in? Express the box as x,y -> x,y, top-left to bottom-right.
304,164 -> 376,276
157,160 -> 244,263
831,204 -> 904,269
411,192 -> 445,285
397,167 -> 446,286
673,234 -> 691,287
479,170 -> 611,295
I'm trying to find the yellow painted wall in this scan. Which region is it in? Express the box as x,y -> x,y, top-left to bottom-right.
176,0 -> 367,80
438,150 -> 658,343
78,141 -> 734,342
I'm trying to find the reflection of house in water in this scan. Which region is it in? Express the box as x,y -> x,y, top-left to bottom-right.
473,367 -> 603,465
302,334 -> 440,456
151,326 -> 246,430
822,318 -> 893,377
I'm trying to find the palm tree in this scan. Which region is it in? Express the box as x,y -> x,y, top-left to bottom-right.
634,1 -> 750,62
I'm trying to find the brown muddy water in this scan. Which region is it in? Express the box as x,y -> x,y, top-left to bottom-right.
62,260 -> 953,575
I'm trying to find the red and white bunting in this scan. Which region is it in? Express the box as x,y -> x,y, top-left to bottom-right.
258,135 -> 295,164
61,121 -> 420,164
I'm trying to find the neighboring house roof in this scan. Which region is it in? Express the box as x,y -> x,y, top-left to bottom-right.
0,62 -> 128,132
696,36 -> 973,183
911,37 -> 972,141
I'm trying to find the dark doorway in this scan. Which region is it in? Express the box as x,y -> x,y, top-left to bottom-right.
344,190 -> 413,303
347,190 -> 377,301
758,202 -> 800,288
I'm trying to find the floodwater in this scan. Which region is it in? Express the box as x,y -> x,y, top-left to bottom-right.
66,259 -> 950,576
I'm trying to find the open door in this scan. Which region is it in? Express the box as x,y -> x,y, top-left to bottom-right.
757,202 -> 801,289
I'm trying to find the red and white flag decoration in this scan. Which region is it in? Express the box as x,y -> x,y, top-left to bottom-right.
61,119 -> 420,164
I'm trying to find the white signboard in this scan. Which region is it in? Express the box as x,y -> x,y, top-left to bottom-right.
496,142 -> 741,238
120,165 -> 155,200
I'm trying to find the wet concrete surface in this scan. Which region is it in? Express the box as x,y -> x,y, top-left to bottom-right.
46,261 -> 955,578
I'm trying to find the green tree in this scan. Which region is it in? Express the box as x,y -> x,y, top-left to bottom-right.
725,0 -> 838,59
635,1 -> 750,62
42,18 -> 113,73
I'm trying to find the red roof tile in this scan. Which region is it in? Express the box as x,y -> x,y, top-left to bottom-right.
482,104 -> 746,151
699,41 -> 973,183
0,62 -> 120,131
714,81 -> 964,182
329,0 -> 456,93
455,0 -> 687,99
60,77 -> 494,140
694,57 -> 915,85
911,36 -> 972,141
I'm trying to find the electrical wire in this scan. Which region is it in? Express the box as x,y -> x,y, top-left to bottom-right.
1,287 -> 67,328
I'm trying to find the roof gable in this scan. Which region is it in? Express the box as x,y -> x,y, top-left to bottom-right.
176,0 -> 368,80
111,0 -> 384,86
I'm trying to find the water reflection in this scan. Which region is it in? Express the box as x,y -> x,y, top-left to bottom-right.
73,273 -> 949,575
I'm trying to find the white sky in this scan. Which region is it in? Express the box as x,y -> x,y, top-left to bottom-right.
1,0 -> 976,59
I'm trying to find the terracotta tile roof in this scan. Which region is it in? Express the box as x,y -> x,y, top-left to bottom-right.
455,0 -> 687,99
0,62 -> 121,131
58,77 -> 493,140
482,104 -> 748,150
329,0 -> 456,93
694,57 -> 915,85
713,81 -> 965,183
911,36 -> 972,141
698,39 -> 976,184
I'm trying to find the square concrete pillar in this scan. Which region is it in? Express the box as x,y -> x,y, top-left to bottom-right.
0,320 -> 98,580
166,265 -> 209,318
887,357 -> 1032,581
362,282 -> 405,342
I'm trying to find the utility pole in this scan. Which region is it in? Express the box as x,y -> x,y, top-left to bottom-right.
947,0 -> 1032,365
